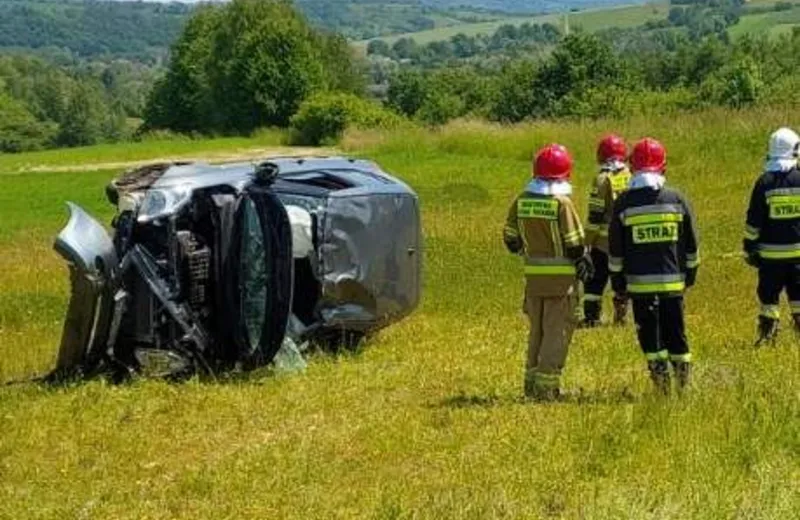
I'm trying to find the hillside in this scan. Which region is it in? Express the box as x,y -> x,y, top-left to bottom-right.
0,107 -> 799,517
357,2 -> 670,47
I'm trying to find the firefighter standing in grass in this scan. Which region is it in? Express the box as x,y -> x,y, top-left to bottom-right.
609,138 -> 700,394
503,144 -> 594,400
743,127 -> 800,344
582,135 -> 632,327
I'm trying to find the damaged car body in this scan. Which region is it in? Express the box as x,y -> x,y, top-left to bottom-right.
52,157 -> 421,380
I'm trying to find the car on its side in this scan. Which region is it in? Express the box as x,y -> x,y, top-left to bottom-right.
52,156 -> 422,380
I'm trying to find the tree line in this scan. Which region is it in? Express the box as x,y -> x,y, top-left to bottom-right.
5,0 -> 800,152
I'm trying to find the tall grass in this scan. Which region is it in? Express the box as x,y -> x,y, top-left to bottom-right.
0,107 -> 798,518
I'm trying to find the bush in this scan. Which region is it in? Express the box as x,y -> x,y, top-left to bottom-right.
289,92 -> 403,146
416,92 -> 465,126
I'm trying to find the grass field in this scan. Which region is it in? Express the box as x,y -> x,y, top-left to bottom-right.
1,108 -> 800,517
355,2 -> 670,47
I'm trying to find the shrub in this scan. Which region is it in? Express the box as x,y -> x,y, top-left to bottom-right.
289,92 -> 403,146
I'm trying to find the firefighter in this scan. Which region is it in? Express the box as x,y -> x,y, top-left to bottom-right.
582,134 -> 632,327
743,127 -> 800,345
503,144 -> 594,401
608,138 -> 700,394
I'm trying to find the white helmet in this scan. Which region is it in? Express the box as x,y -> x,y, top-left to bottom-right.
766,127 -> 800,172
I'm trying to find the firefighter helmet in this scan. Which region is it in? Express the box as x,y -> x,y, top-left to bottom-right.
630,138 -> 666,174
597,134 -> 627,164
533,144 -> 573,181
768,127 -> 800,160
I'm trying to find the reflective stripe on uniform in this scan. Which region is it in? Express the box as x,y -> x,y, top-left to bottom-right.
760,304 -> 780,319
526,371 -> 561,390
583,293 -> 602,302
646,350 -> 669,362
791,301 -> 800,315
670,353 -> 692,363
626,274 -> 685,294
620,204 -> 684,222
504,224 -> 519,238
686,251 -> 700,269
623,213 -> 684,226
744,225 -> 759,241
609,256 -> 623,273
563,228 -> 584,247
588,197 -> 605,209
765,187 -> 800,197
524,257 -> 576,276
758,243 -> 800,260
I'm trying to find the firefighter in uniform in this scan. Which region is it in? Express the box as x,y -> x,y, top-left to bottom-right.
582,135 -> 632,327
504,144 -> 594,400
743,127 -> 800,344
609,138 -> 700,394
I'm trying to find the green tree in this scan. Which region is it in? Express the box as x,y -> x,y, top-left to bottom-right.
0,91 -> 56,152
144,0 -> 359,134
386,69 -> 427,117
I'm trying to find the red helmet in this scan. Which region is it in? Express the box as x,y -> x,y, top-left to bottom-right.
630,138 -> 666,174
597,134 -> 628,164
533,144 -> 573,181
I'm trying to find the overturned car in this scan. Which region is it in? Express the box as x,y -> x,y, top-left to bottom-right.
53,157 -> 421,380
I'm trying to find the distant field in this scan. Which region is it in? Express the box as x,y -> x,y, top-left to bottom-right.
355,2 -> 669,47
731,4 -> 800,38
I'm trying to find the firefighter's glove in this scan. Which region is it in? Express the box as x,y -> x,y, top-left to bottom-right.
745,252 -> 761,268
611,273 -> 627,295
685,269 -> 697,289
574,254 -> 595,283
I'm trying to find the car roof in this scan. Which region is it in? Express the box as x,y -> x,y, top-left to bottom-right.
149,156 -> 413,197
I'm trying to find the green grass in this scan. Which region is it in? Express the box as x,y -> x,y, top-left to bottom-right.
731,5 -> 800,38
354,2 -> 671,47
1,108 -> 800,517
0,128 -> 292,174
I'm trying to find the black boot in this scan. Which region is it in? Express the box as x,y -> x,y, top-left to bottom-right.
755,316 -> 779,347
647,360 -> 671,395
613,295 -> 628,326
582,299 -> 602,327
672,361 -> 692,393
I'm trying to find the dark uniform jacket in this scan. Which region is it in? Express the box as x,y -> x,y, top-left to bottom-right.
743,167 -> 800,263
586,163 -> 631,253
504,190 -> 584,297
608,184 -> 700,297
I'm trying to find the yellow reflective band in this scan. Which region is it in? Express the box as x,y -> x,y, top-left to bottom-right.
686,252 -> 700,269
524,265 -> 577,275
588,198 -> 605,209
583,294 -> 602,302
633,222 -> 679,244
518,198 -> 558,220
563,229 -> 584,240
767,195 -> 800,220
624,213 -> 684,226
628,281 -> 685,294
609,257 -> 623,273
670,353 -> 692,363
760,249 -> 800,260
503,226 -> 519,237
598,228 -> 609,237
646,350 -> 669,361
760,305 -> 780,319
585,223 -> 600,231
791,301 -> 800,314
744,225 -> 759,240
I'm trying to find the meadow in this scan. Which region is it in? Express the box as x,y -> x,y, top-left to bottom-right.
0,107 -> 799,518
354,2 -> 671,47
